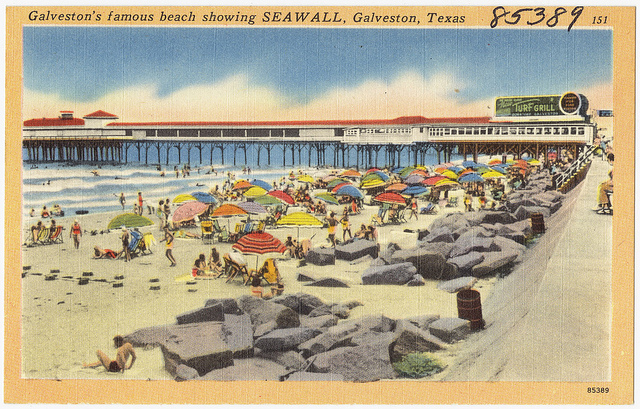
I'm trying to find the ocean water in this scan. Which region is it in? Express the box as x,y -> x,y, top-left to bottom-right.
22,145 -> 465,218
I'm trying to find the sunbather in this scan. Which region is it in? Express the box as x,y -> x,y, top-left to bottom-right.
83,335 -> 136,373
92,246 -> 121,259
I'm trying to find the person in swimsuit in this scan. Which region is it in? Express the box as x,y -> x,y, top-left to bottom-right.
137,192 -> 144,215
160,226 -> 176,267
83,335 -> 136,373
70,220 -> 82,249
119,193 -> 126,210
120,227 -> 131,262
92,246 -> 121,259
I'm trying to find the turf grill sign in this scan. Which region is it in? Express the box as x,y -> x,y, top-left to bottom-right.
495,93 -> 584,117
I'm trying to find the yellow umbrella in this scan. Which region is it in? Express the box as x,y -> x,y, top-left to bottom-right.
172,194 -> 197,204
360,179 -> 387,189
298,174 -> 315,183
482,171 -> 507,179
435,179 -> 460,187
276,212 -> 324,226
528,159 -> 542,165
243,186 -> 268,198
441,170 -> 458,180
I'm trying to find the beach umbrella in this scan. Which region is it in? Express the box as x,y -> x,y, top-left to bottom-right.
422,176 -> 446,186
341,169 -> 362,178
448,166 -> 464,174
107,213 -> 154,230
527,159 -> 542,166
386,183 -> 408,192
253,195 -> 283,207
314,192 -> 339,205
441,162 -> 454,168
365,168 -> 382,174
435,179 -> 460,187
458,169 -> 475,177
172,194 -> 197,204
441,170 -> 458,180
233,232 -> 286,255
191,191 -> 217,204
462,160 -> 477,168
210,203 -> 248,218
267,190 -> 295,205
401,186 -> 428,196
404,174 -> 425,185
244,186 -> 268,198
298,174 -> 314,184
335,185 -> 363,198
237,201 -> 268,215
490,166 -> 508,174
488,158 -> 502,165
172,201 -> 209,223
232,180 -> 252,190
326,178 -> 350,189
511,162 -> 529,169
409,169 -> 429,178
373,192 -> 407,206
482,170 -> 507,179
331,182 -> 352,194
276,212 -> 323,227
399,166 -> 417,178
458,173 -> 485,183
368,171 -> 389,182
250,179 -> 273,191
322,174 -> 339,183
360,178 -> 387,189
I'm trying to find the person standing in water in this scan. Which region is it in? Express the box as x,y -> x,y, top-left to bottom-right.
119,193 -> 126,211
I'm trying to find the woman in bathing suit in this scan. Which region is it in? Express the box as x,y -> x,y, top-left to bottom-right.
160,226 -> 176,267
83,335 -> 136,373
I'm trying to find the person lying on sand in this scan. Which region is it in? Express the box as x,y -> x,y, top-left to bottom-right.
92,246 -> 121,259
83,335 -> 136,373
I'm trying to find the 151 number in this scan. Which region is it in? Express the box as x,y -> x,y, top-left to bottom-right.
490,6 -> 584,32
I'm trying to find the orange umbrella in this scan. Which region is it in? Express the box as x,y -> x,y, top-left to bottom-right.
386,183 -> 408,192
210,203 -> 248,217
341,169 -> 362,177
232,180 -> 252,190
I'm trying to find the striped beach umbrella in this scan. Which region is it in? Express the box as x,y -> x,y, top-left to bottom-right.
267,190 -> 295,205
298,174 -> 314,183
360,178 -> 387,189
243,186 -> 268,198
237,201 -> 268,214
253,195 -> 283,207
401,186 -> 428,196
373,192 -> 407,206
276,212 -> 324,227
335,184 -> 363,198
172,194 -> 197,204
314,192 -> 339,205
422,176 -> 447,186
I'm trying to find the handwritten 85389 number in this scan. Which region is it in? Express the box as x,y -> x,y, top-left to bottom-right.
490,6 -> 584,32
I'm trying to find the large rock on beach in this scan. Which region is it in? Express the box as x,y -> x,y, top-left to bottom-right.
254,327 -> 322,352
513,205 -> 550,221
335,240 -> 379,261
236,295 -> 300,330
437,276 -> 478,293
389,248 -> 457,280
306,247 -> 335,266
223,313 -> 254,358
447,252 -> 485,274
471,250 -> 520,277
257,350 -> 307,371
416,241 -> 455,259
406,314 -> 441,330
305,277 -> 350,288
300,314 -> 339,330
160,321 -> 233,377
378,242 -> 401,262
272,292 -> 326,315
422,226 -> 455,243
429,213 -> 470,232
428,317 -> 471,343
406,274 -> 426,286
199,357 -> 287,381
285,372 -> 345,381
309,332 -> 396,382
455,226 -> 496,242
204,298 -> 242,315
361,262 -> 416,285
176,302 -> 225,325
449,235 -> 499,259
298,322 -> 361,357
390,320 -> 447,362
478,211 -> 517,226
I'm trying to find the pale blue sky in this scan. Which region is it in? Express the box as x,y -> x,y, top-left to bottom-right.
24,26 -> 612,106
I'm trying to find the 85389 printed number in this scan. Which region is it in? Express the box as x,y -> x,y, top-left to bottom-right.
587,387 -> 609,393
490,6 -> 584,32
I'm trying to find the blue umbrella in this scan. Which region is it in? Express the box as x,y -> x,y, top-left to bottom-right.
458,173 -> 485,183
191,191 -> 218,204
335,185 -> 364,198
448,166 -> 464,174
402,186 -> 428,196
490,166 -> 508,174
251,179 -> 273,191
462,160 -> 477,168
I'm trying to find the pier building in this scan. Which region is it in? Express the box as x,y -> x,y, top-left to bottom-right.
23,92 -> 599,168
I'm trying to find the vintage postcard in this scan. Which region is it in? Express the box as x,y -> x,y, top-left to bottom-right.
5,5 -> 634,404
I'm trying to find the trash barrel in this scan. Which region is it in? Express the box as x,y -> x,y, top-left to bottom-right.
530,212 -> 546,234
457,289 -> 484,330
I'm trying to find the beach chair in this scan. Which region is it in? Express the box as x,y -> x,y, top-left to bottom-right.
201,220 -> 215,244
128,230 -> 143,257
49,226 -> 64,244
420,203 -> 438,215
254,221 -> 265,233
397,208 -> 407,223
446,196 -> 459,207
251,258 -> 281,287
223,254 -> 250,284
35,227 -> 51,245
141,232 -> 155,254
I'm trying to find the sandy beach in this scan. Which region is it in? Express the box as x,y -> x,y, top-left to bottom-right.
22,182 -> 501,380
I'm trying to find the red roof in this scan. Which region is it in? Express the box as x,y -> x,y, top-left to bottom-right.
84,110 -> 118,118
107,116 -> 491,127
24,117 -> 85,127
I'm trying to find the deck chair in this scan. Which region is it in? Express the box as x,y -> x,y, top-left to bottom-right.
420,203 -> 438,215
201,220 -> 215,244
128,230 -> 143,256
254,221 -> 265,233
35,227 -> 51,245
141,232 -> 156,254
223,253 -> 250,284
49,226 -> 64,244
397,208 -> 407,223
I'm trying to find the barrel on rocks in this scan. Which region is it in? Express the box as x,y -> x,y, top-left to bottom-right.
530,212 -> 545,234
457,289 -> 484,330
